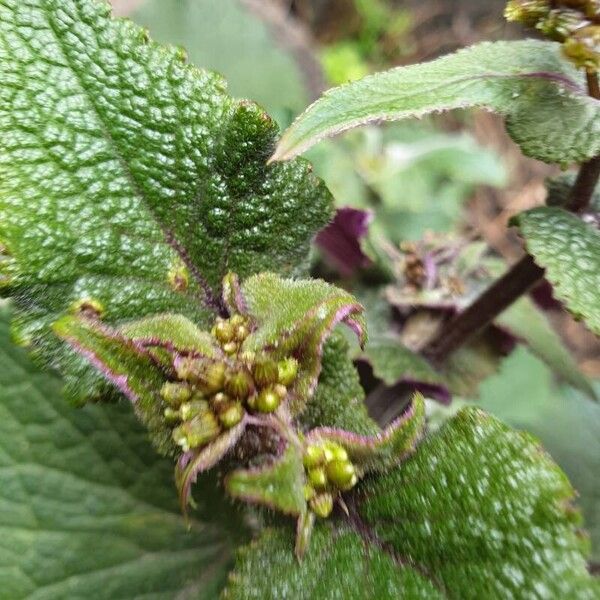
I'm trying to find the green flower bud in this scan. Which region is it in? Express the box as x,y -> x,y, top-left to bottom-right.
537,8 -> 585,41
163,407 -> 180,423
310,493 -> 334,518
213,319 -> 235,343
230,314 -> 246,327
277,357 -> 299,386
172,412 -> 220,452
211,391 -> 231,411
197,361 -> 226,394
222,341 -> 239,355
326,459 -> 356,489
340,473 -> 359,492
303,444 -> 326,469
504,0 -> 550,25
218,402 -> 245,428
180,399 -> 210,421
225,369 -> 254,399
160,381 -> 192,407
255,387 -> 281,413
253,359 -> 279,387
304,484 -> 316,501
239,350 -> 256,364
234,324 -> 250,342
308,466 -> 328,489
563,25 -> 600,69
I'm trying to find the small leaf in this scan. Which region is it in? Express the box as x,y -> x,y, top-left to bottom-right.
224,526 -> 442,599
240,273 -> 367,415
225,444 -> 307,516
273,40 -> 600,165
497,297 -> 596,399
513,207 -> 600,335
305,393 -> 426,473
0,0 -> 331,402
53,314 -> 175,454
359,407 -> 598,598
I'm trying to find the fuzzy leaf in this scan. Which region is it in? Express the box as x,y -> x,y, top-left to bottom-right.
226,444 -> 307,516
305,393 -> 426,474
53,314 -> 175,454
0,307 -> 234,598
273,40 -> 600,165
239,273 -> 367,415
497,297 -> 596,399
513,207 -> 600,335
359,407 -> 598,598
224,526 -> 442,599
301,332 -> 380,435
0,0 -> 331,401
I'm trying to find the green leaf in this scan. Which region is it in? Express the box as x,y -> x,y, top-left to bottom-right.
0,307 -> 234,598
497,297 -> 596,399
360,407 -> 598,599
513,207 -> 600,335
226,444 -> 307,517
301,332 -> 380,435
0,0 -> 331,400
273,40 -> 600,165
238,273 -> 367,416
223,526 -> 442,599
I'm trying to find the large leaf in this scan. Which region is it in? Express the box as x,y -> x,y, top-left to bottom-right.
513,207 -> 600,335
497,297 -> 596,399
224,526 -> 442,599
273,40 -> 600,165
0,307 -> 235,598
0,0 -> 331,401
225,407 -> 598,598
359,407 -> 598,598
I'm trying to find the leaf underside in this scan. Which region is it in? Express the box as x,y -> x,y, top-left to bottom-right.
273,40 -> 600,165
0,0 -> 332,403
513,207 -> 600,336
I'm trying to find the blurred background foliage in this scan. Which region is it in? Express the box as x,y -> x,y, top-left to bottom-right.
111,0 -> 600,561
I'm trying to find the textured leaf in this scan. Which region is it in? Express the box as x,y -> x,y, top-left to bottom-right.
273,40 -> 600,165
301,332 -> 380,436
226,444 -> 306,516
497,297 -> 596,399
306,393 -> 426,473
0,307 -> 234,599
365,338 -> 450,403
53,314 -> 175,454
513,207 -> 600,335
224,526 -> 442,600
0,0 -> 331,400
239,273 -> 367,415
359,407 -> 598,599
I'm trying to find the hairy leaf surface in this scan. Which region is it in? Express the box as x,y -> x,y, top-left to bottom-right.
273,40 -> 600,165
513,207 -> 600,335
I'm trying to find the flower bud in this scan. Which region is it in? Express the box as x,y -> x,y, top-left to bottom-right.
225,369 -> 254,398
304,484 -> 316,501
537,8 -> 586,41
163,407 -> 180,423
504,0 -> 550,25
213,319 -> 235,343
255,387 -> 281,413
218,402 -> 245,429
253,359 -> 279,387
326,460 -> 356,489
172,412 -> 220,452
310,493 -> 334,518
277,357 -> 299,386
230,314 -> 246,327
160,381 -> 192,407
211,391 -> 231,411
222,341 -> 238,355
234,324 -> 250,342
303,444 -> 326,469
563,25 -> 600,69
180,399 -> 210,421
308,466 -> 327,489
194,361 -> 226,394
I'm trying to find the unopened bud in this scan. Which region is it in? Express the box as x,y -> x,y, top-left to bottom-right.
253,359 -> 279,387
163,407 -> 180,422
504,0 -> 550,25
277,357 -> 299,386
172,412 -> 220,451
310,493 -> 334,518
234,324 -> 250,342
180,399 -> 210,421
222,341 -> 238,355
303,444 -> 326,469
255,387 -> 281,413
197,361 -> 226,394
213,319 -> 235,343
308,467 -> 327,489
225,369 -> 254,399
218,402 -> 245,428
326,460 -> 356,489
537,8 -> 586,41
160,382 -> 192,406
563,25 -> 600,69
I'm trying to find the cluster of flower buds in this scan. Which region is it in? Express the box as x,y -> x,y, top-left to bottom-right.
160,313 -> 299,453
302,440 -> 358,518
505,1 -> 599,70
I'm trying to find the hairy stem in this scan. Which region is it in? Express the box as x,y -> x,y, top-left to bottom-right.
425,72 -> 600,364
